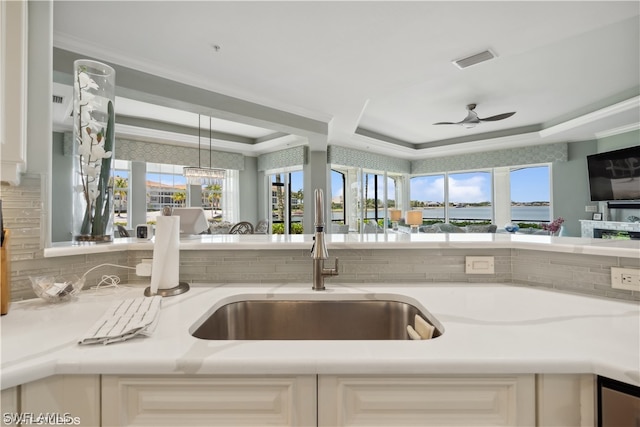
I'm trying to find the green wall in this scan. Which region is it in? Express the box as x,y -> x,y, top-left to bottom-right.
598,129 -> 639,152
553,140 -> 598,237
51,132 -> 72,242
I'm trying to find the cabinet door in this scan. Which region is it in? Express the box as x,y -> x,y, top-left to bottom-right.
1,387 -> 19,426
20,375 -> 100,427
0,0 -> 28,185
536,374 -> 595,427
102,375 -> 316,427
318,375 -> 535,427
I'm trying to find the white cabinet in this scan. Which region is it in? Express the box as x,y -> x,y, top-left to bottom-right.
4,373 -> 596,426
536,374 -> 595,427
318,375 -> 536,427
19,375 -> 101,426
0,0 -> 28,185
0,387 -> 19,426
101,375 -> 317,427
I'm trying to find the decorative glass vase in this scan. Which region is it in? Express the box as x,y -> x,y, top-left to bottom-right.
71,60 -> 116,242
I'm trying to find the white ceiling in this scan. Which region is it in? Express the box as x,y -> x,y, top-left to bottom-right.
52,1 -> 640,159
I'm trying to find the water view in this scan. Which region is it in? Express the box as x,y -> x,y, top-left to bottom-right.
330,206 -> 550,223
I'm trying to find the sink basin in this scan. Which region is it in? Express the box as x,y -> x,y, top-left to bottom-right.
190,296 -> 443,340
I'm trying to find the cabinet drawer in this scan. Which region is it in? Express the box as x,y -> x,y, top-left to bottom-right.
102,375 -> 316,427
318,375 -> 535,427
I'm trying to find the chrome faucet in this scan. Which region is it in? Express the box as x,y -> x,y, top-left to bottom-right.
310,189 -> 338,290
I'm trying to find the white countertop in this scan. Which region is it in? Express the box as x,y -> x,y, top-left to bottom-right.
1,283 -> 639,389
44,233 -> 640,258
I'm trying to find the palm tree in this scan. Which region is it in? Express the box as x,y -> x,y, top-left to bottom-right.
205,183 -> 222,217
364,174 -> 369,220
172,191 -> 186,207
113,175 -> 128,217
275,175 -> 285,221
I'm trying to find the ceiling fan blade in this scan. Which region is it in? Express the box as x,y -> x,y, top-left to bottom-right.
433,105 -> 514,126
478,112 -> 516,122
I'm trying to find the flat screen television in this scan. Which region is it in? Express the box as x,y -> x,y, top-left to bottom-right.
587,145 -> 640,201
172,207 -> 210,235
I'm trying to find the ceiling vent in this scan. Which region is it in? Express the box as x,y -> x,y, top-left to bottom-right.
52,95 -> 64,104
452,49 -> 496,69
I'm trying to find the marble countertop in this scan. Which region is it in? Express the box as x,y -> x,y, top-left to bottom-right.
44,233 -> 640,258
1,283 -> 639,390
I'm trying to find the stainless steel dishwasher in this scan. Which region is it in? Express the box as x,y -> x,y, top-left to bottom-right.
598,376 -> 640,427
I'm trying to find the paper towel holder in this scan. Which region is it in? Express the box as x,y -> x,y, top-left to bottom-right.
144,282 -> 190,297
144,205 -> 190,297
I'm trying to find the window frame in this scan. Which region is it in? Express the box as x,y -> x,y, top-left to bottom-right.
409,163 -> 553,227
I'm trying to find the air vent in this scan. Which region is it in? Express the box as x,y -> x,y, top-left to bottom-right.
452,49 -> 496,69
52,95 -> 64,104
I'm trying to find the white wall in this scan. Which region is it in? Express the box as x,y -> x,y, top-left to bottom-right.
239,156 -> 259,225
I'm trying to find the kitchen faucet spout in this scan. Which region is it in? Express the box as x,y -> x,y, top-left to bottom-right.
310,189 -> 338,290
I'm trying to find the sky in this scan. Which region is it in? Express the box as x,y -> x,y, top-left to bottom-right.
409,167 -> 550,203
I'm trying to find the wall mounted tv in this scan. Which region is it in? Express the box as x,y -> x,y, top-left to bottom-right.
587,145 -> 640,201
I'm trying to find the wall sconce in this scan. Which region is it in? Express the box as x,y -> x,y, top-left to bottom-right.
389,209 -> 402,230
405,211 -> 423,233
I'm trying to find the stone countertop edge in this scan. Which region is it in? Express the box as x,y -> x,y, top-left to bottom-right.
1,283 -> 638,390
43,233 -> 640,258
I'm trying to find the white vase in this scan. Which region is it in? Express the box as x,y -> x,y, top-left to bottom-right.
558,225 -> 567,236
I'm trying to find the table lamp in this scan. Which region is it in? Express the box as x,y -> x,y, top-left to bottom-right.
405,211 -> 423,233
389,209 -> 402,230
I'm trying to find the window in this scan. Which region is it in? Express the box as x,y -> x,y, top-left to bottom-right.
410,170 -> 492,225
510,165 -> 550,223
410,174 -> 444,222
200,181 -> 223,221
363,172 -> 396,227
447,171 -> 492,223
112,160 -> 130,228
332,167 -> 403,233
290,170 -> 304,233
146,163 -> 188,220
410,165 -> 551,227
268,170 -> 304,234
331,170 -> 346,224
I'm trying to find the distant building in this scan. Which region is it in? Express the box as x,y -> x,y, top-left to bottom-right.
146,180 -> 187,211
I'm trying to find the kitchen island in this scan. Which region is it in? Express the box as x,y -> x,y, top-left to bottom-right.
1,282 -> 638,426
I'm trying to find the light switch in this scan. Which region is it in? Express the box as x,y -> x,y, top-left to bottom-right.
465,256 -> 495,274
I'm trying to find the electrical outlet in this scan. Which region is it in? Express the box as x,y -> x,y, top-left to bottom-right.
585,205 -> 598,212
611,267 -> 640,292
136,259 -> 153,277
465,256 -> 495,274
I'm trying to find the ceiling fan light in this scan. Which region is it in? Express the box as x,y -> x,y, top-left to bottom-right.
461,122 -> 477,129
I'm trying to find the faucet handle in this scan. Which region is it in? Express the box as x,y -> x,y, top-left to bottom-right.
324,257 -> 339,275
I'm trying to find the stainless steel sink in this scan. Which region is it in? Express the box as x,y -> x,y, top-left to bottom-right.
190,297 -> 443,340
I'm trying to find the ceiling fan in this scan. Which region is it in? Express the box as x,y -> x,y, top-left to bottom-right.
433,103 -> 515,128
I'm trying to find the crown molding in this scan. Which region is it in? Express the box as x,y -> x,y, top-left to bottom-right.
595,122 -> 640,139
539,96 -> 639,139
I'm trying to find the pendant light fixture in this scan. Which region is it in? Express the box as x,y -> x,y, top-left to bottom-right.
183,114 -> 225,185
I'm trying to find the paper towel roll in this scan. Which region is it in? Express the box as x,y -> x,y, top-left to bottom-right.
150,215 -> 180,294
